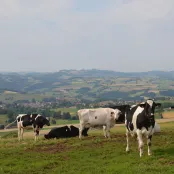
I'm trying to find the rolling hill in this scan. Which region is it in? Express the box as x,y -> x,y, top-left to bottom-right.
1,69 -> 174,102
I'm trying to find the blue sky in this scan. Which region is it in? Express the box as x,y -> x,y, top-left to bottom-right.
0,0 -> 174,72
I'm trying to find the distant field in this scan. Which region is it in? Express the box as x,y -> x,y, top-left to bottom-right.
0,122 -> 174,174
4,90 -> 18,94
53,107 -> 78,116
163,111 -> 174,119
0,93 -> 48,103
55,119 -> 79,125
0,114 -> 7,124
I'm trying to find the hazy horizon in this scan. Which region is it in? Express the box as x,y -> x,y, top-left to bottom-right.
1,0 -> 174,72
0,68 -> 173,74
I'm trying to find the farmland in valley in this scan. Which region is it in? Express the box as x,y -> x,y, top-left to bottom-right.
1,70 -> 174,103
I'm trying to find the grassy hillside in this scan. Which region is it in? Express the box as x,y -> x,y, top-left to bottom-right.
0,122 -> 174,174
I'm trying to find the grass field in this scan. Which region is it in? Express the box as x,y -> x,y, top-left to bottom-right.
0,122 -> 174,174
53,107 -> 78,116
55,119 -> 79,125
0,114 -> 7,124
0,93 -> 47,103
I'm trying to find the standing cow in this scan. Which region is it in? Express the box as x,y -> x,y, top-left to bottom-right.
77,108 -> 121,139
106,104 -> 131,123
6,114 -> 50,141
125,99 -> 161,157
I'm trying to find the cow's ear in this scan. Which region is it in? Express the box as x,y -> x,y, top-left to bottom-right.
155,103 -> 161,107
139,103 -> 146,108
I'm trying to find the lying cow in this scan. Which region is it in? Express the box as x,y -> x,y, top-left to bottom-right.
77,108 -> 121,139
44,125 -> 89,139
44,126 -> 70,139
69,125 -> 89,137
125,99 -> 161,157
6,114 -> 50,141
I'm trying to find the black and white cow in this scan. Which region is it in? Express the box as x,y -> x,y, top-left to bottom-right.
16,114 -> 50,141
44,125 -> 89,139
125,99 -> 161,157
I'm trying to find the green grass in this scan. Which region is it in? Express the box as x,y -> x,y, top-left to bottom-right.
0,114 -> 7,124
0,122 -> 174,174
0,131 -> 18,138
54,119 -> 79,125
0,93 -> 48,103
129,91 -> 145,97
52,107 -> 78,116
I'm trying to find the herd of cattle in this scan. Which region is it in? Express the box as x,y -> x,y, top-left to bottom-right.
6,99 -> 161,157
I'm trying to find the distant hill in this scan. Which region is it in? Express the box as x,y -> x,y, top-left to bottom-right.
0,69 -> 174,102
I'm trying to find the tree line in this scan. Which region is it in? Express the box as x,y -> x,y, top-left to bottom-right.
0,105 -> 78,123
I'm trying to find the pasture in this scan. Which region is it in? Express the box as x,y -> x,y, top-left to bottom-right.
52,107 -> 78,116
0,114 -> 7,124
0,93 -> 47,103
0,121 -> 174,174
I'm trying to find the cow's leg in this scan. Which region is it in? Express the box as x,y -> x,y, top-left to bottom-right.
18,128 -> 21,141
126,129 -> 130,152
103,126 -> 107,138
79,123 -> 84,139
34,130 -> 37,141
147,135 -> 152,156
21,128 -> 24,140
106,125 -> 111,139
17,122 -> 21,141
34,127 -> 40,141
35,130 -> 40,141
137,129 -> 144,157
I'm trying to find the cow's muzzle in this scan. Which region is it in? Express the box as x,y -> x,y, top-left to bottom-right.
44,134 -> 49,139
47,122 -> 50,126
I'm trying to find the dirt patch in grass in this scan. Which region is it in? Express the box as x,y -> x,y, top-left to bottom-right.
72,134 -> 127,151
165,161 -> 174,166
26,142 -> 72,154
159,158 -> 174,166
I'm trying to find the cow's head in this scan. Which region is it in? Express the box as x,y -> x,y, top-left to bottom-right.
113,109 -> 122,120
44,134 -> 50,139
35,115 -> 50,128
139,99 -> 161,118
43,117 -> 50,126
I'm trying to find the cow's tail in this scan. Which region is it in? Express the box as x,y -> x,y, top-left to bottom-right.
4,119 -> 17,129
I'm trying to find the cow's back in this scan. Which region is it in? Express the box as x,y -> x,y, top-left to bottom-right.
47,126 -> 71,139
78,108 -> 115,127
126,105 -> 152,132
126,105 -> 141,131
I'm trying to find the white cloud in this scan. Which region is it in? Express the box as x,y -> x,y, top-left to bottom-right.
107,0 -> 173,23
0,0 -> 174,72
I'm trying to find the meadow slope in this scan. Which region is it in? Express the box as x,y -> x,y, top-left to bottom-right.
0,122 -> 174,174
